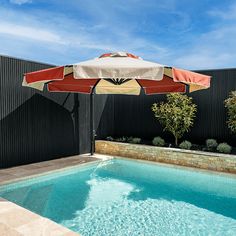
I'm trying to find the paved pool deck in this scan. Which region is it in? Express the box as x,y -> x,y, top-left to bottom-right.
0,154 -> 102,236
0,155 -> 100,185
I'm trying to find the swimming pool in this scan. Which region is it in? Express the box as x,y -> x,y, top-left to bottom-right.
0,158 -> 236,236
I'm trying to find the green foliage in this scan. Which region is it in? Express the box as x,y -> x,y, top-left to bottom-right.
179,140 -> 192,150
106,136 -> 114,141
225,91 -> 236,133
151,93 -> 197,145
129,137 -> 141,144
115,136 -> 127,142
217,143 -> 232,154
191,144 -> 201,151
127,136 -> 134,143
113,136 -> 141,144
152,136 -> 165,146
206,139 -> 218,151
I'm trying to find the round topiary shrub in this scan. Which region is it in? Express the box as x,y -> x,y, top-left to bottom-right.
206,139 -> 218,151
179,140 -> 192,150
129,137 -> 141,144
152,136 -> 165,147
217,143 -> 232,154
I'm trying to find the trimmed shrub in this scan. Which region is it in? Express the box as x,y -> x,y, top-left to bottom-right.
179,140 -> 192,150
115,136 -> 127,142
217,143 -> 232,154
206,139 -> 218,151
106,136 -> 114,141
191,144 -> 201,151
127,136 -> 133,143
152,136 -> 165,147
129,137 -> 141,144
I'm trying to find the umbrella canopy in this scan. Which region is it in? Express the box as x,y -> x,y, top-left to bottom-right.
23,52 -> 211,95
22,52 -> 211,155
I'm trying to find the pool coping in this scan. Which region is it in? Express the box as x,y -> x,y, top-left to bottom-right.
0,154 -> 103,186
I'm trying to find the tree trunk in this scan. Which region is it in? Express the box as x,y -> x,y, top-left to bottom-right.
175,136 -> 178,146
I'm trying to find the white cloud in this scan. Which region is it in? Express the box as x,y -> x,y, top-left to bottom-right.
0,6 -> 169,64
173,25 -> 236,70
208,3 -> 236,20
9,0 -> 32,5
172,3 -> 236,70
0,22 -> 63,44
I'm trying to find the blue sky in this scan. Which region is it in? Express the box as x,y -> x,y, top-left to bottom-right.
0,0 -> 235,69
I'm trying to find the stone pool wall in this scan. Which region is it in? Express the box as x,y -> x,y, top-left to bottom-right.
95,141 -> 236,174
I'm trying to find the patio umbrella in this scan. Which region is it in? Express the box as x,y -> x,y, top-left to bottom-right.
22,52 -> 211,155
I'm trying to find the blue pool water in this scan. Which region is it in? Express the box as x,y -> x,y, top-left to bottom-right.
0,158 -> 236,236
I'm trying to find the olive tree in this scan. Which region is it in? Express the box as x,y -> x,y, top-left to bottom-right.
151,93 -> 197,146
225,91 -> 236,133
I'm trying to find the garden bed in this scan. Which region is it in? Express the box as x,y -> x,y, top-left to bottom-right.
95,140 -> 236,174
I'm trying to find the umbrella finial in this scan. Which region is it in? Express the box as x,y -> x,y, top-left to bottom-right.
99,52 -> 140,59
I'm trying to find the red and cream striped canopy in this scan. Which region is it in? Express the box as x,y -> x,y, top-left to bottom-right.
23,52 -> 211,95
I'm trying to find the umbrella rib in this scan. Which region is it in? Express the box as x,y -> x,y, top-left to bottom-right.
62,93 -> 71,107
105,78 -> 132,85
135,79 -> 142,87
92,79 -> 101,93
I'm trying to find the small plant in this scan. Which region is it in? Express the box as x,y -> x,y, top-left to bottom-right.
127,136 -> 133,143
217,143 -> 232,154
115,136 -> 127,142
151,93 -> 197,146
129,137 -> 141,144
179,140 -> 192,150
191,144 -> 201,151
225,91 -> 236,133
206,139 -> 218,151
152,136 -> 165,147
106,136 -> 114,141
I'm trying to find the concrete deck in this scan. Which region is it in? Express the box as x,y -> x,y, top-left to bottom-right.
0,155 -> 98,185
0,155 -> 100,236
